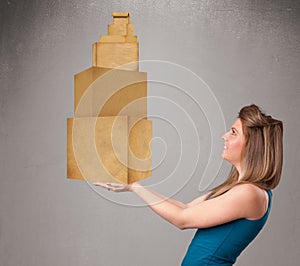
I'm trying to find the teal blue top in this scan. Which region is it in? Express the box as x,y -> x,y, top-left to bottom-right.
181,189 -> 272,266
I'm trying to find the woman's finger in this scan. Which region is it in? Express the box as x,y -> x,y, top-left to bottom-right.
93,182 -> 111,189
93,182 -> 130,192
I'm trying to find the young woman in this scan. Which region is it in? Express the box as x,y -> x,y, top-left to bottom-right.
94,104 -> 283,266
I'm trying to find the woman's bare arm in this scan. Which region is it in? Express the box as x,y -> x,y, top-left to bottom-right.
94,182 -> 265,230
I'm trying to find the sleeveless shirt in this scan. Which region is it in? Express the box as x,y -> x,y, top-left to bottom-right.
181,189 -> 272,266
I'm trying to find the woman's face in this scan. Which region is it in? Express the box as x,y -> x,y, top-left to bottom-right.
222,118 -> 245,170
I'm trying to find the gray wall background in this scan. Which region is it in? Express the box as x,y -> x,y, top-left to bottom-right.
1,0 -> 299,265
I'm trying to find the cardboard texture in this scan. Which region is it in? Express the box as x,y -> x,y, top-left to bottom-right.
67,117 -> 128,183
108,24 -> 134,36
67,12 -> 152,184
92,42 -> 138,71
67,117 -> 152,183
128,117 -> 152,183
74,67 -> 147,118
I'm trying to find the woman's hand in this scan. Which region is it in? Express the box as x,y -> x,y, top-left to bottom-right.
93,182 -> 134,192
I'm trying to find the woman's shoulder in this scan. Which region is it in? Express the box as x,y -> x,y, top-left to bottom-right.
229,183 -> 268,203
231,182 -> 265,192
229,183 -> 269,220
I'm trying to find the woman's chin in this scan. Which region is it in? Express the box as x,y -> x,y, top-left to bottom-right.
221,151 -> 226,159
221,153 -> 230,163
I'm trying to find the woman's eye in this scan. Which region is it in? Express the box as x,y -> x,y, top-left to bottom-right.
231,129 -> 236,135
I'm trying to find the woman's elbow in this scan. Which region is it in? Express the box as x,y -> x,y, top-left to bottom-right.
176,217 -> 206,230
178,225 -> 187,230
169,219 -> 186,230
173,210 -> 194,230
176,219 -> 189,230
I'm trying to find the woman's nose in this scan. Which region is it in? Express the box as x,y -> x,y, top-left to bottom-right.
222,133 -> 227,141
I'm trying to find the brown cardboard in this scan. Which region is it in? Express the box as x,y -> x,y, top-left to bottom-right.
67,116 -> 152,183
67,12 -> 152,184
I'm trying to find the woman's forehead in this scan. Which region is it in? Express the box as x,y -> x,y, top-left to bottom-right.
231,119 -> 243,133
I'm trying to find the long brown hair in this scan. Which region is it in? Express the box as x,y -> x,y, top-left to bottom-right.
207,104 -> 283,199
